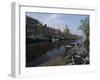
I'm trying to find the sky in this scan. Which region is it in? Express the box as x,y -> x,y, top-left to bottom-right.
26,12 -> 89,36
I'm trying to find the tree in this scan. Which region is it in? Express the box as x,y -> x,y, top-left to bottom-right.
78,17 -> 89,50
64,24 -> 70,34
78,17 -> 89,40
63,24 -> 70,38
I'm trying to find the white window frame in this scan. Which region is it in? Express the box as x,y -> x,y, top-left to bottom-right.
11,2 -> 97,78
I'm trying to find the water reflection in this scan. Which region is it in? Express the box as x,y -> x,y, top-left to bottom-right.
26,41 -> 67,67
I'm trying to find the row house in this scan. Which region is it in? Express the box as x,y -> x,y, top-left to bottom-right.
26,16 -> 64,40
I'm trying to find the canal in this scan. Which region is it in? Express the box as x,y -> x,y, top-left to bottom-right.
26,41 -> 68,67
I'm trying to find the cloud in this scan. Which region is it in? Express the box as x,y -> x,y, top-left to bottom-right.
26,12 -> 88,35
41,14 -> 65,31
26,13 -> 66,31
42,14 -> 59,24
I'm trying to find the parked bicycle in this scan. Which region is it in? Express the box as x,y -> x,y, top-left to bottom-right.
64,42 -> 89,65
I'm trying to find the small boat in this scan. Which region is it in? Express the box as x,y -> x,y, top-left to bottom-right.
52,38 -> 59,43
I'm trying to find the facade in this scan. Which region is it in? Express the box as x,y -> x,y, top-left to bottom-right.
26,16 -> 78,42
26,16 -> 64,40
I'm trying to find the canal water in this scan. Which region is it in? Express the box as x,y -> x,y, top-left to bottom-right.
26,41 -> 67,67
